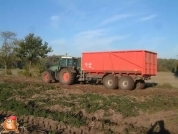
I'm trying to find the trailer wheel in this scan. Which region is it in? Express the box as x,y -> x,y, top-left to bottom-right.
103,75 -> 118,89
58,68 -> 75,85
136,80 -> 145,89
41,71 -> 52,83
118,76 -> 134,90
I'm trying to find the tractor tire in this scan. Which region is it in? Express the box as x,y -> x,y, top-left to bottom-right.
41,71 -> 52,83
118,76 -> 134,90
136,80 -> 145,89
103,75 -> 118,89
58,68 -> 75,85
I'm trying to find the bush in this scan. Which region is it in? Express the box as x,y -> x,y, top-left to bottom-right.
18,65 -> 44,77
18,70 -> 32,77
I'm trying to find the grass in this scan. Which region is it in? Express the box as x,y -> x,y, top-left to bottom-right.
138,95 -> 178,113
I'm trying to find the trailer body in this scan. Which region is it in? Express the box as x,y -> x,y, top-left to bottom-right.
81,50 -> 157,78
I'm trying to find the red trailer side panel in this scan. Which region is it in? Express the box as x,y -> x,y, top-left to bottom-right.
82,50 -> 157,76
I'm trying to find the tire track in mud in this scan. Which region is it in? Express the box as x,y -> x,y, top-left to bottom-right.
1,109 -> 177,134
0,111 -> 94,134
0,110 -> 139,134
0,110 -> 128,134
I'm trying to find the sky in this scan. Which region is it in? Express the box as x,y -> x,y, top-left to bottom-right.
0,0 -> 178,58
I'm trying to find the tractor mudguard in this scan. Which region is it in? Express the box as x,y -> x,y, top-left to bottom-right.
61,67 -> 76,73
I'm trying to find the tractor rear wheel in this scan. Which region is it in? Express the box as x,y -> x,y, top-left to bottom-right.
58,68 -> 75,85
41,71 -> 52,83
118,76 -> 134,90
103,75 -> 118,89
136,80 -> 145,89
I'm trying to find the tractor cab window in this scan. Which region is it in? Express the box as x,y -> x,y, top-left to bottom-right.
68,59 -> 73,66
60,58 -> 77,67
60,58 -> 67,66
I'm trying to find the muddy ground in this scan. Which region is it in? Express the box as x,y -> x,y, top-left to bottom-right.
0,76 -> 178,134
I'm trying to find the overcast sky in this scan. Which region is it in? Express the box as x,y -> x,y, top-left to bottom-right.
0,0 -> 178,58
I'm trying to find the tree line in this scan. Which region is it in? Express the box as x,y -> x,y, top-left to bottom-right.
0,31 -> 52,76
0,31 -> 178,76
158,58 -> 178,76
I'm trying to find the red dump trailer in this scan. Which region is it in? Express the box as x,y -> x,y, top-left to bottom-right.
79,50 -> 157,90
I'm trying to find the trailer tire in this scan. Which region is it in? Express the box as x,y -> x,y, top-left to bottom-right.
58,68 -> 75,85
41,71 -> 52,83
118,76 -> 134,90
136,80 -> 145,89
103,75 -> 118,89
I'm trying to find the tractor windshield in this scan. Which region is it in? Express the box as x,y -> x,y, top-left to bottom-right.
60,58 -> 78,67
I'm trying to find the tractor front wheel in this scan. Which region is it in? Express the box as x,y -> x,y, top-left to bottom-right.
58,68 -> 75,85
41,71 -> 52,83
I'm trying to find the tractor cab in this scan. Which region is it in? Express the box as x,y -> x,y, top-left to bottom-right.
59,56 -> 79,68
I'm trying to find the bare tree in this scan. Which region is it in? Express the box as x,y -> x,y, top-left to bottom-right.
0,31 -> 17,75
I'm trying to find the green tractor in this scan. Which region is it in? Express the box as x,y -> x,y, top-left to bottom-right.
41,56 -> 80,85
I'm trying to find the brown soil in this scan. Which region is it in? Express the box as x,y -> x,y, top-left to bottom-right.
2,75 -> 178,97
0,75 -> 178,134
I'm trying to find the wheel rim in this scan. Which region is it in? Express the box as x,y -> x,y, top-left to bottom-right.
122,81 -> 128,87
44,73 -> 49,81
107,80 -> 113,86
62,72 -> 70,82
